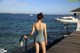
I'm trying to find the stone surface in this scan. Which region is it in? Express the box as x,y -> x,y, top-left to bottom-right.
47,31 -> 80,53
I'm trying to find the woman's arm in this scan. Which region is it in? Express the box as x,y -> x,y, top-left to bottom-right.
44,23 -> 48,44
24,24 -> 35,38
29,23 -> 35,36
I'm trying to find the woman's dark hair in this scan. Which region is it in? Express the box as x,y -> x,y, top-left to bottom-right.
37,13 -> 43,20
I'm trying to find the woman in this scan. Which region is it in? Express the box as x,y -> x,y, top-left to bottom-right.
24,13 -> 48,53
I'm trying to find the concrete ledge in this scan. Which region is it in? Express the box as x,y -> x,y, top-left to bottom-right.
47,31 -> 80,53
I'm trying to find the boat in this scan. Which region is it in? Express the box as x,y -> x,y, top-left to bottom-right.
30,14 -> 33,16
55,16 -> 78,35
55,16 -> 78,24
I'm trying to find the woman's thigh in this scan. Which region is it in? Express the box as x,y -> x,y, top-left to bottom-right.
35,42 -> 40,52
40,41 -> 46,53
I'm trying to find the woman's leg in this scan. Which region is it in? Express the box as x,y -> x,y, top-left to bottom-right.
40,41 -> 46,53
35,42 -> 40,53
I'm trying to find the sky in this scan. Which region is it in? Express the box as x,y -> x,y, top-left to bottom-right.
0,0 -> 80,14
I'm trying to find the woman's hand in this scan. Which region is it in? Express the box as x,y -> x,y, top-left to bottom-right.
24,36 -> 28,38
45,40 -> 48,45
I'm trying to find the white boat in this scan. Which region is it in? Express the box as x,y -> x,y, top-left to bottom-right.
55,16 -> 78,24
30,14 -> 33,16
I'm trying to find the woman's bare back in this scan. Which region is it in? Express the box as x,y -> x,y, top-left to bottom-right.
34,22 -> 46,31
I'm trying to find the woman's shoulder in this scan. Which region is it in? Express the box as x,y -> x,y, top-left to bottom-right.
42,22 -> 46,26
33,22 -> 46,25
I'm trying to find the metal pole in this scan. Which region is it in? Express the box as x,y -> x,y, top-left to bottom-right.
66,24 -> 69,34
25,38 -> 27,53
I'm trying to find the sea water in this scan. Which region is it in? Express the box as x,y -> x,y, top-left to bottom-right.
0,13 -> 76,53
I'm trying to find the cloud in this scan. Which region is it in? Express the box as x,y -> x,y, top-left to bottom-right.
0,0 -> 28,13
0,0 -> 27,6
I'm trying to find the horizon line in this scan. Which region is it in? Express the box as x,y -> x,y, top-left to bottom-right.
0,12 -> 73,15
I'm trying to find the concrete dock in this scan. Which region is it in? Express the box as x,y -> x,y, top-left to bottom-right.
47,31 -> 80,53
